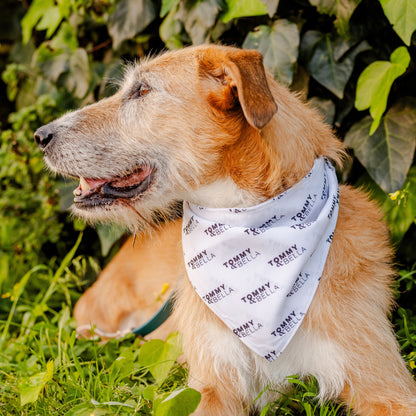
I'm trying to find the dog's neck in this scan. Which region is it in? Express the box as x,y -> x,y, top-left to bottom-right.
186,177 -> 261,208
183,126 -> 314,209
183,82 -> 345,209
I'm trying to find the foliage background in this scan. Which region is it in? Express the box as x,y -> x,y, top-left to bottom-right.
0,0 -> 415,414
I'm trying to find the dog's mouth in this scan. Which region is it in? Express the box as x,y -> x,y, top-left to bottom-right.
73,166 -> 154,208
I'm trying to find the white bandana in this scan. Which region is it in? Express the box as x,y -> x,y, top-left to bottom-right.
182,158 -> 339,361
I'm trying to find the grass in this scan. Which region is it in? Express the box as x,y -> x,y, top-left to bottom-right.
0,233 -> 196,416
0,232 -> 415,415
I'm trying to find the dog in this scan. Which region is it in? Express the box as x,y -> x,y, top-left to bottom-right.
34,45 -> 416,415
74,222 -> 181,340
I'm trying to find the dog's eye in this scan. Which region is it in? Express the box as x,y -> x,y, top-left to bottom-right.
139,84 -> 150,97
130,83 -> 151,100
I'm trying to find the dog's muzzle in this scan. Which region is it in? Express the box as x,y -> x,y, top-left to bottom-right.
34,125 -> 155,209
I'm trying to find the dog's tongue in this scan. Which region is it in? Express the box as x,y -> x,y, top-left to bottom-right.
75,167 -> 153,196
110,166 -> 152,188
83,177 -> 108,189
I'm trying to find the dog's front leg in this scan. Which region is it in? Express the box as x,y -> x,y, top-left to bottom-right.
173,277 -> 252,416
188,368 -> 249,416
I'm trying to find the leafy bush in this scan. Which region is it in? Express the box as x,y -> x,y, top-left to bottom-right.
0,0 -> 415,414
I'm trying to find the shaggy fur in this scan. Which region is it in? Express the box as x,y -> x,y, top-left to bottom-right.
35,45 -> 416,415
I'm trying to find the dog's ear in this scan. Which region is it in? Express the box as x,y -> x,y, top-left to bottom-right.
198,47 -> 277,129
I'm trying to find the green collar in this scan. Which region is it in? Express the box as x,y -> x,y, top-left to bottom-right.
132,292 -> 174,337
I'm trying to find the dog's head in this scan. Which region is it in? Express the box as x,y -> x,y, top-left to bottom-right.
34,45 -> 343,231
34,45 -> 281,229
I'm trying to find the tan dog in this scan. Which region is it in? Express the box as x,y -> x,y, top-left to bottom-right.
74,221 -> 182,341
34,45 -> 416,415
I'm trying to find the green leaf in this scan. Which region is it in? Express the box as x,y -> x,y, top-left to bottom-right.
19,360 -> 53,406
344,98 -> 416,193
355,46 -> 410,134
160,5 -> 183,49
108,0 -> 156,49
108,349 -> 135,384
154,387 -> 201,416
95,223 -> 125,257
21,0 -> 54,43
243,20 -> 300,85
36,6 -> 62,38
379,0 -> 416,45
57,0 -> 71,19
177,0 -> 221,45
309,0 -> 362,37
357,169 -> 416,241
143,384 -> 157,401
19,374 -> 45,406
160,0 -> 180,17
35,44 -> 70,82
63,402 -> 96,416
383,167 -> 416,241
138,332 -> 182,385
65,48 -> 91,99
308,97 -> 336,125
260,0 -> 279,17
222,0 -> 268,23
49,22 -> 79,52
300,31 -> 370,98
10,41 -> 36,66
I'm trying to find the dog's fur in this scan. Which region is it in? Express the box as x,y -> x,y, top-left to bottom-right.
74,221 -> 181,341
35,45 -> 416,415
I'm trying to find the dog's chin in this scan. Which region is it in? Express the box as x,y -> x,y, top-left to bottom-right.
70,202 -> 147,232
71,196 -> 182,235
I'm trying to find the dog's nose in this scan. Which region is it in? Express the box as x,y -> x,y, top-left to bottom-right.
34,125 -> 54,151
